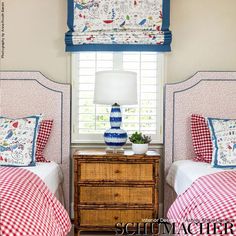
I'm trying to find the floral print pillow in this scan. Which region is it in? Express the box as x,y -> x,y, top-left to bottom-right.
207,118 -> 236,168
0,115 -> 41,166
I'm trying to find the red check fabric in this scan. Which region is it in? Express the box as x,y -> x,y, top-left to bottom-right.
167,171 -> 236,235
191,114 -> 213,163
36,120 -> 53,162
0,167 -> 71,236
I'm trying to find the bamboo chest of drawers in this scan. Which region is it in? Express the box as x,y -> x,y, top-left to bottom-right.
74,150 -> 160,234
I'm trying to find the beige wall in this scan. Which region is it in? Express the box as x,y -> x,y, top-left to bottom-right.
167,0 -> 236,83
1,0 -> 236,143
1,0 -> 236,83
0,0 -> 70,83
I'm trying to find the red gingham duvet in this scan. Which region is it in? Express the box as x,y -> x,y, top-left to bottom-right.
0,167 -> 71,236
167,171 -> 236,235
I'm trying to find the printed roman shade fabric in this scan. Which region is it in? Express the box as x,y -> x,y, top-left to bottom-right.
65,0 -> 172,51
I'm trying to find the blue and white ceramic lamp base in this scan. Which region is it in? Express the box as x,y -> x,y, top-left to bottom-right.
104,104 -> 127,150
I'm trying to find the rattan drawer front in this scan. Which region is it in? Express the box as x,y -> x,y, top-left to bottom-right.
80,186 -> 153,204
80,163 -> 153,181
80,209 -> 153,226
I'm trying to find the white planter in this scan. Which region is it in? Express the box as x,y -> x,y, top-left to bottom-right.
132,143 -> 149,154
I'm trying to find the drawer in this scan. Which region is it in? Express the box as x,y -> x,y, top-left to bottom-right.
80,186 -> 153,205
80,163 -> 153,181
80,209 -> 153,226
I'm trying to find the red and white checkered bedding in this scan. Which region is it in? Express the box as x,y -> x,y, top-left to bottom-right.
0,167 -> 71,236
167,171 -> 236,235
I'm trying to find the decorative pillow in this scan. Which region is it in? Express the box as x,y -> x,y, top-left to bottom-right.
207,118 -> 236,168
36,120 -> 53,162
191,114 -> 213,163
0,115 -> 41,166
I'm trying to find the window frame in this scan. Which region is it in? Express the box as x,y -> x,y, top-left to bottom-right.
71,52 -> 165,144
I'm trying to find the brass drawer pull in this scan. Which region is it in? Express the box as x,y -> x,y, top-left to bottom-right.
114,216 -> 119,220
114,193 -> 119,197
115,169 -> 121,174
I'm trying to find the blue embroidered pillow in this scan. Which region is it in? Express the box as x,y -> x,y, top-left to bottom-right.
0,115 -> 41,166
207,118 -> 236,168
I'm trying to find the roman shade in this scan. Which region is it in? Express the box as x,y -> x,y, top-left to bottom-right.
65,0 -> 172,52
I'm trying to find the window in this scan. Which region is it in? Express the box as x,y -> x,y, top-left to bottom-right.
72,52 -> 164,144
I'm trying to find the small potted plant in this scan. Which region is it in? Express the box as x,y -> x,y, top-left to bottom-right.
129,132 -> 151,154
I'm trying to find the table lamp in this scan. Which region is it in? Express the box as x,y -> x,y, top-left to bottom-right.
94,70 -> 137,152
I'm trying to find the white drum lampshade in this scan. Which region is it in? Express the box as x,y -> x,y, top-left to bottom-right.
94,70 -> 138,150
94,71 -> 137,105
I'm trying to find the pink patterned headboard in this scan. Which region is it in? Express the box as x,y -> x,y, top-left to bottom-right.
0,71 -> 71,213
164,71 -> 236,214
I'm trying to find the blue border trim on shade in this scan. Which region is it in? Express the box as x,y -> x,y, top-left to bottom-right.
67,0 -> 74,31
162,0 -> 172,50
162,0 -> 170,31
66,43 -> 171,52
66,0 -> 74,48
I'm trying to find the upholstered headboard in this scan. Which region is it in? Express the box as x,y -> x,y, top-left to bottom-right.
0,71 -> 71,213
164,71 -> 236,215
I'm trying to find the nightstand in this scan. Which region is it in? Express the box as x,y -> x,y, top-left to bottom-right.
73,150 -> 160,235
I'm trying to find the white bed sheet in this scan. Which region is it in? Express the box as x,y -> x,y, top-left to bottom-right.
166,160 -> 236,195
21,161 -> 63,195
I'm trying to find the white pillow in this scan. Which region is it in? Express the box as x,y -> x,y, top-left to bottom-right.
207,118 -> 236,168
0,115 -> 41,166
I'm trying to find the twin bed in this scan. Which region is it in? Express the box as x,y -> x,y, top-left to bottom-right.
0,71 -> 71,235
2,70 -> 236,235
164,71 -> 236,234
